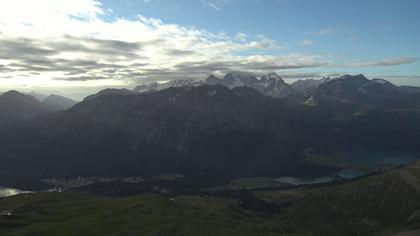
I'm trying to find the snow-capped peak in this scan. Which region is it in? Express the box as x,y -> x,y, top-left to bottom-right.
133,79 -> 203,93
260,72 -> 284,84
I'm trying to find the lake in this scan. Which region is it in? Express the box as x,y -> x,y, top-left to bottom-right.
277,150 -> 420,186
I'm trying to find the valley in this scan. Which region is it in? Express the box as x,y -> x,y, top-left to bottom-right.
1,162 -> 420,235
1,73 -> 420,235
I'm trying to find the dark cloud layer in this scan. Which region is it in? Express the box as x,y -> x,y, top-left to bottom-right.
0,15 -> 418,86
347,57 -> 419,67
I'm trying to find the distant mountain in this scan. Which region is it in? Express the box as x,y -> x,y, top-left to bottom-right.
398,85 -> 420,94
42,95 -> 77,111
207,72 -> 301,99
133,79 -> 202,93
0,90 -> 47,126
209,72 -> 259,89
310,74 -> 420,108
84,88 -> 135,101
27,91 -> 48,101
204,73 -> 420,107
133,72 -> 301,100
290,77 -> 331,96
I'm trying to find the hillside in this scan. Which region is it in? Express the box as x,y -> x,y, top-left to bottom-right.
1,162 -> 420,235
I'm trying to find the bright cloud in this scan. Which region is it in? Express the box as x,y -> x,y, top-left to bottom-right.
307,27 -> 333,36
300,39 -> 314,46
345,57 -> 419,67
0,0 -> 316,89
0,0 -> 416,96
201,0 -> 231,11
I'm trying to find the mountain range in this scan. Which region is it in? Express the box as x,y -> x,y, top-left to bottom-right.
42,95 -> 77,112
133,72 -> 300,99
1,73 -> 420,183
0,90 -> 47,126
0,91 -> 77,127
132,72 -> 420,107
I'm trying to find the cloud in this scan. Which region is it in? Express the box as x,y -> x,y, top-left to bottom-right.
201,0 -> 231,11
171,54 -> 329,75
307,27 -> 333,36
0,0 -> 304,88
234,33 -> 248,42
0,0 -> 416,94
300,39 -> 313,46
281,72 -> 342,79
345,57 -> 419,67
55,75 -> 109,81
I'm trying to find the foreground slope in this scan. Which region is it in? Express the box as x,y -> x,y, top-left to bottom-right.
258,162 -> 420,235
1,163 -> 420,235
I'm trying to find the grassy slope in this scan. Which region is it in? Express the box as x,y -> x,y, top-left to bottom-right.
258,163 -> 420,235
1,163 -> 420,236
0,192 -> 295,236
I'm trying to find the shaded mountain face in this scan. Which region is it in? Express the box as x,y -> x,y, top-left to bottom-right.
207,72 -> 302,100
1,81 -> 420,180
212,72 -> 259,89
310,74 -> 420,108
83,88 -> 135,101
0,85 -> 300,178
42,95 -> 77,111
0,91 -> 47,126
132,72 -> 302,100
132,73 -> 420,108
290,77 -> 331,96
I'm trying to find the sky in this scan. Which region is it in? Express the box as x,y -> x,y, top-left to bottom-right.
0,0 -> 419,99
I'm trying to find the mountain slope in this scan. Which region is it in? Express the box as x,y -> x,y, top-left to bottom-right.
27,91 -> 48,101
83,88 -> 135,101
290,77 -> 331,96
1,82 -> 420,180
42,95 -> 77,111
257,162 -> 420,235
311,74 -> 420,108
133,79 -> 202,93
0,91 -> 47,126
0,85 -> 300,178
205,72 -> 301,99
133,72 -> 302,100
